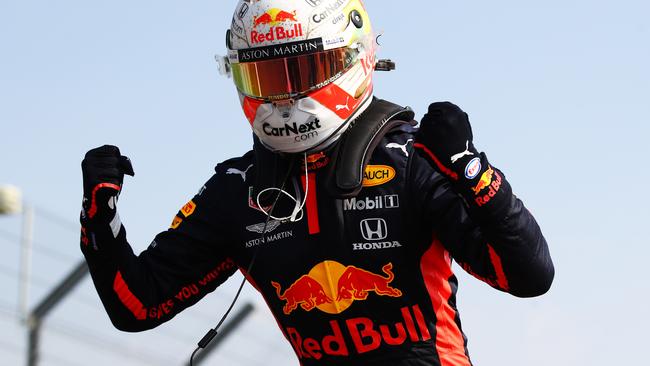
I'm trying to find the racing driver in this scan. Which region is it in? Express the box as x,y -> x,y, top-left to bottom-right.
79,0 -> 554,365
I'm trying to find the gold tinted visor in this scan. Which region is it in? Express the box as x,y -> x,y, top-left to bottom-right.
231,47 -> 358,100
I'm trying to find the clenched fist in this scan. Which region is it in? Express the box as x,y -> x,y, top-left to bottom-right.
81,145 -> 134,225
414,102 -> 512,218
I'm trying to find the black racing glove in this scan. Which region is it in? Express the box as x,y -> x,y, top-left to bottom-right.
414,102 -> 512,219
81,145 -> 134,228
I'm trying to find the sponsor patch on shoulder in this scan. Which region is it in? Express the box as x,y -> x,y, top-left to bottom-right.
181,200 -> 197,217
170,216 -> 183,229
464,157 -> 482,179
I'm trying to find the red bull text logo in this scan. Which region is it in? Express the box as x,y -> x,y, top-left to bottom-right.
251,9 -> 304,44
475,169 -> 502,207
271,261 -> 402,315
272,262 -> 434,360
287,305 -> 431,360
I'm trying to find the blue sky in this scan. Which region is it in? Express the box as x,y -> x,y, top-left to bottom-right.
1,0 -> 648,365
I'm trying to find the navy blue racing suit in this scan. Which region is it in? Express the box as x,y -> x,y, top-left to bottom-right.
80,122 -> 554,366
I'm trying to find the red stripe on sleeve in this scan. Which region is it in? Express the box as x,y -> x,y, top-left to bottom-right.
420,238 -> 471,366
113,271 -> 147,320
413,143 -> 459,181
487,244 -> 510,291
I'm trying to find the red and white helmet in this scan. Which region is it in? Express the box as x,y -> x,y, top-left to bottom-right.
223,0 -> 376,153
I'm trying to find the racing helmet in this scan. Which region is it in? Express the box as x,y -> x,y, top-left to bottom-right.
223,0 -> 376,154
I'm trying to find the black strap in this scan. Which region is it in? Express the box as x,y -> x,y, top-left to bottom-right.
251,98 -> 415,200
324,98 -> 415,198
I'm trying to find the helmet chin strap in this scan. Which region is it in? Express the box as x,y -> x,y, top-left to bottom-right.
256,152 -> 309,223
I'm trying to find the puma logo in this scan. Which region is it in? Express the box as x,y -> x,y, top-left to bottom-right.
336,97 -> 350,112
386,139 -> 413,157
450,141 -> 474,164
227,164 -> 253,182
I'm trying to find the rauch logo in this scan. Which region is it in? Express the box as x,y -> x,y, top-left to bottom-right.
362,165 -> 396,187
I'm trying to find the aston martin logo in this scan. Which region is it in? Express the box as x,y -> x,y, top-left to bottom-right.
246,220 -> 282,234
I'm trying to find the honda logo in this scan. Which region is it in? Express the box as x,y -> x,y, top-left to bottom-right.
360,218 -> 388,241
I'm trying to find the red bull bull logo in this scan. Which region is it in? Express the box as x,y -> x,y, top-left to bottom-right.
306,152 -> 326,164
253,12 -> 274,28
302,152 -> 330,171
272,275 -> 333,315
271,261 -> 402,315
251,9 -> 304,45
253,9 -> 298,27
472,166 -> 494,195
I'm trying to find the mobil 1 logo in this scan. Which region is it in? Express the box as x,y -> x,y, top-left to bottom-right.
343,195 -> 399,211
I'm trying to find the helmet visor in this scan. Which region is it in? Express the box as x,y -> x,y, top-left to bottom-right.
231,47 -> 359,100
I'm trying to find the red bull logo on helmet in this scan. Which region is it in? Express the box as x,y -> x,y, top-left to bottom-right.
253,8 -> 298,27
271,261 -> 402,315
251,8 -> 304,45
